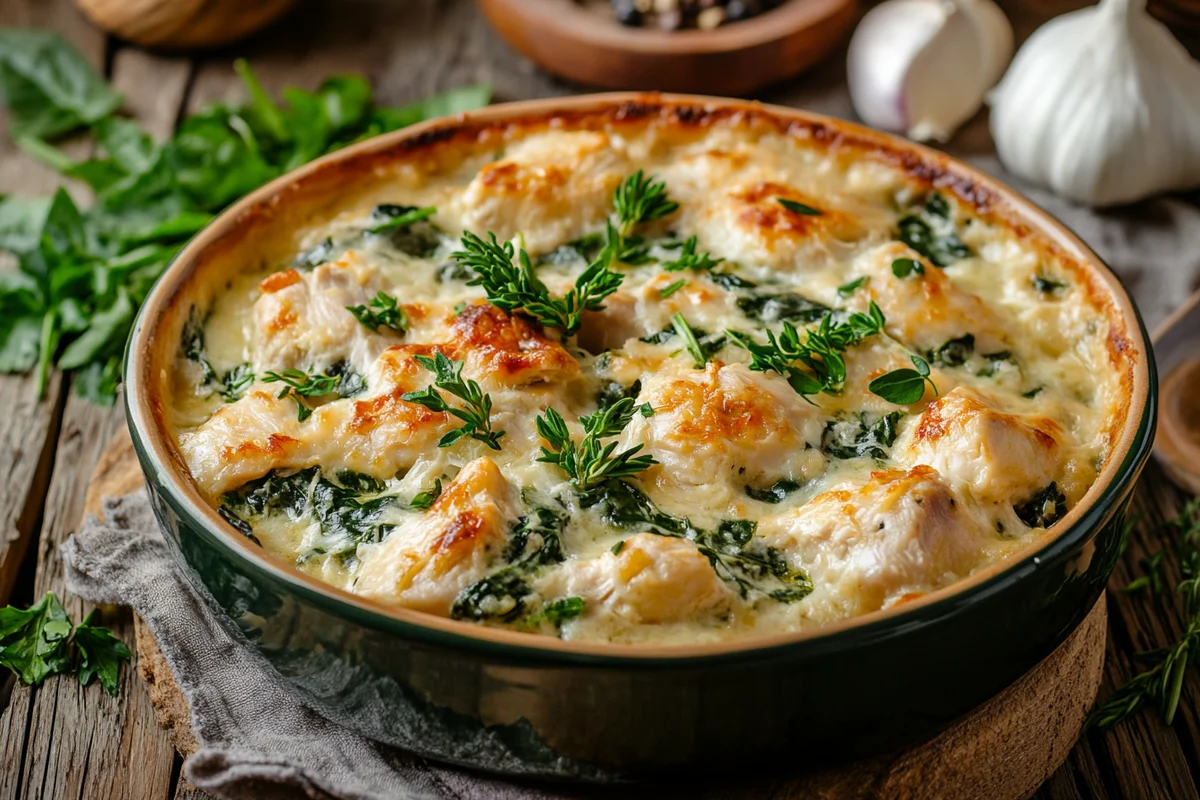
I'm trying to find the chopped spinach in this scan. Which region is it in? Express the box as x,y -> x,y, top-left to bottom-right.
745,478 -> 804,504
409,478 -> 442,510
977,350 -> 1015,377
596,379 -> 641,412
1023,386 -> 1043,398
218,363 -> 254,402
438,260 -> 476,282
294,237 -> 339,269
581,480 -> 813,603
367,204 -> 443,257
897,193 -> 971,267
451,507 -> 568,622
180,305 -> 216,384
928,334 -> 975,368
541,596 -> 585,626
1033,273 -> 1068,295
327,359 -> 367,397
737,292 -> 831,324
639,326 -> 676,345
709,271 -> 758,291
1015,482 -> 1068,529
638,324 -> 725,359
821,412 -> 903,460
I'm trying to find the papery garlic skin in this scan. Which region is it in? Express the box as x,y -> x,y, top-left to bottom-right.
847,0 -> 1013,142
989,0 -> 1200,206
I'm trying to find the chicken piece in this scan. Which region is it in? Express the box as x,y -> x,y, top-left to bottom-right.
758,466 -> 987,615
252,252 -> 395,372
894,386 -> 1064,504
180,345 -> 450,497
658,148 -> 890,270
450,131 -> 633,254
355,458 -> 521,615
848,242 -> 1011,356
564,533 -> 733,624
449,302 -> 579,387
625,361 -> 825,500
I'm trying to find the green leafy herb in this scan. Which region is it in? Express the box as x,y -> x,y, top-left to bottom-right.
659,278 -> 688,298
74,609 -> 132,696
402,351 -> 505,450
541,596 -> 586,626
777,197 -> 821,216
837,276 -> 868,297
614,170 -> 679,234
891,257 -> 925,279
710,271 -> 758,291
263,368 -> 341,421
218,363 -> 254,402
346,290 -> 408,335
0,592 -> 130,694
537,397 -> 657,491
1023,386 -> 1043,398
868,355 -> 938,405
454,229 -> 623,336
1014,482 -> 1068,529
0,32 -> 490,404
821,411 -> 903,460
671,312 -> 708,368
410,478 -> 443,510
728,301 -> 887,396
662,235 -> 721,272
1089,501 -> 1200,730
611,540 -> 625,555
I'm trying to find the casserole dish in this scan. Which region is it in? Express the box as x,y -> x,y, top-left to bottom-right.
125,94 -> 1156,779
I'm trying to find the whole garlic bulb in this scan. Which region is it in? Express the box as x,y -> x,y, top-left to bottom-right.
989,0 -> 1200,206
847,0 -> 1013,142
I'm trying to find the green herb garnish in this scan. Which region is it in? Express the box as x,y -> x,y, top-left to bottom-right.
614,170 -> 679,234
537,397 -> 658,492
837,276 -> 868,297
891,257 -> 925,279
409,478 -> 443,510
662,235 -> 721,272
777,197 -> 821,216
347,290 -> 408,335
402,351 -> 505,450
0,31 -> 489,404
868,355 -> 938,405
366,205 -> 436,234
659,278 -> 688,298
0,592 -> 130,696
263,368 -> 341,422
671,312 -> 708,369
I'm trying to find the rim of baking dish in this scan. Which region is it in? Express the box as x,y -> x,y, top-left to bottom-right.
125,93 -> 1157,665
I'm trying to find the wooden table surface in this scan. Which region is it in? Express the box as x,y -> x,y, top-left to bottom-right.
0,1 -> 1197,798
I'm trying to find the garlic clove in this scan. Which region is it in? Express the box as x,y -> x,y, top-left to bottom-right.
989,0 -> 1200,206
847,0 -> 1013,143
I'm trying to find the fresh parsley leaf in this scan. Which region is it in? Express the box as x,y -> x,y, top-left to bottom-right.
74,609 -> 132,696
402,351 -> 505,450
263,368 -> 341,421
410,478 -> 443,510
613,170 -> 678,234
777,197 -> 821,216
869,355 -> 938,405
661,235 -> 721,272
537,398 -> 658,491
347,290 -> 408,335
837,276 -> 868,297
0,591 -> 72,685
671,312 -> 707,369
891,257 -> 924,279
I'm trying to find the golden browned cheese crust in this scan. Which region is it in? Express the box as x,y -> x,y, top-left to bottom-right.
165,102 -> 1132,645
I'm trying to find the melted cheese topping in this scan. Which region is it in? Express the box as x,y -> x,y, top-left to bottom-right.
168,123 -> 1125,645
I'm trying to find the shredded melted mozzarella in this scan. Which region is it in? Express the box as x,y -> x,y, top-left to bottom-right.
169,124 -> 1123,645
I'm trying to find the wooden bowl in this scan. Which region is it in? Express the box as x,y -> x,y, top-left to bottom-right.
476,0 -> 859,95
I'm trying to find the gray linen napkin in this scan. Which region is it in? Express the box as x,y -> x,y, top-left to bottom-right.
62,491 -> 564,800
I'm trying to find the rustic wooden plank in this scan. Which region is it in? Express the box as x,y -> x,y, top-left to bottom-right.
0,0 -> 105,608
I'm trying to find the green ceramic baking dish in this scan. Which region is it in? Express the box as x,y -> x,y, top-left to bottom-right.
123,93 -> 1156,780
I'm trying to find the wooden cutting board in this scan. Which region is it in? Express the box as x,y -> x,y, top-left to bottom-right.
86,429 -> 1107,799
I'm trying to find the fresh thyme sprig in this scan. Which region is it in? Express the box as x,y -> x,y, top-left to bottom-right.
263,368 -> 342,421
614,170 -> 679,235
346,291 -> 407,335
453,229 -> 623,336
672,312 -> 708,369
662,235 -> 722,273
727,301 -> 887,395
402,352 -> 505,450
536,397 -> 658,491
1090,501 -> 1200,730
